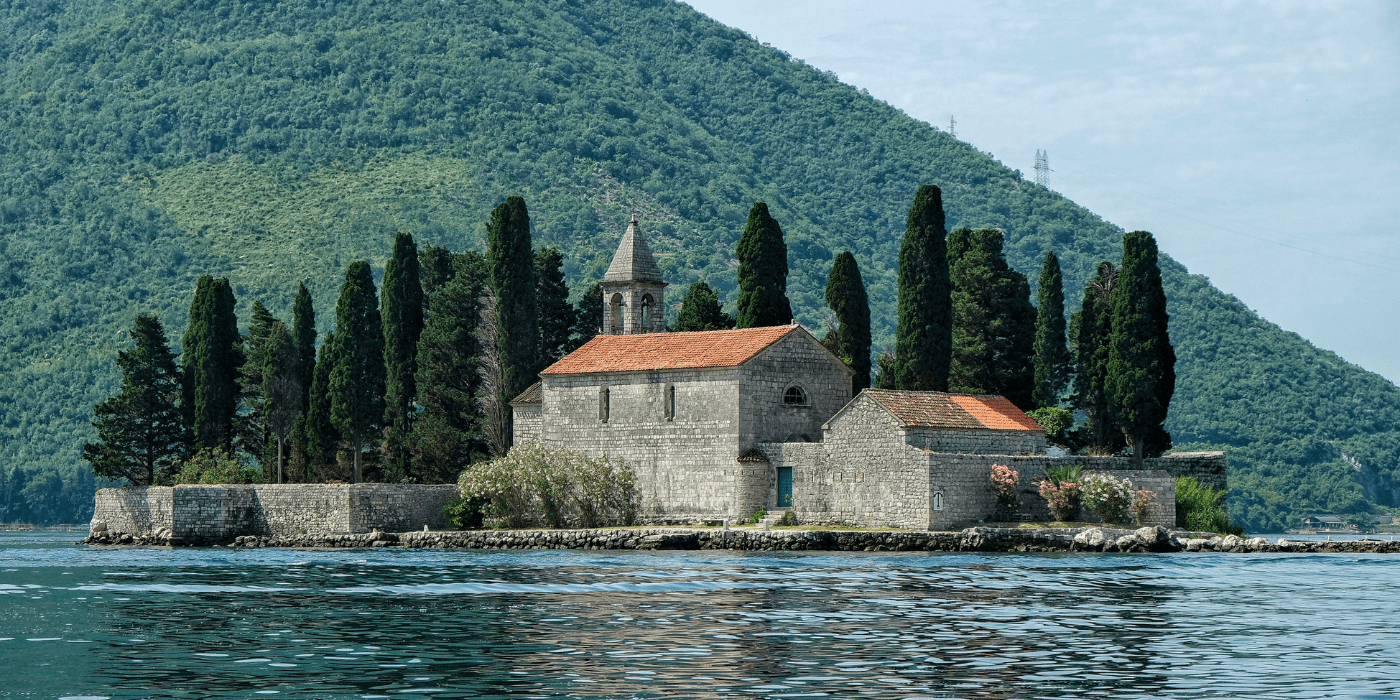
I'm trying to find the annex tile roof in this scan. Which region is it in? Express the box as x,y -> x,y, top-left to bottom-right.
863,390 -> 1043,432
736,448 -> 770,464
602,214 -> 665,284
509,381 -> 542,405
540,326 -> 799,375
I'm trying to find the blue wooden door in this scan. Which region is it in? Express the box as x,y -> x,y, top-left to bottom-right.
777,467 -> 793,507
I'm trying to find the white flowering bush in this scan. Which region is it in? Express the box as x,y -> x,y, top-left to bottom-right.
456,442 -> 638,529
1080,473 -> 1133,525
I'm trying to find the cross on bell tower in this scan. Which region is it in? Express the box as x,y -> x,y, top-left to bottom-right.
601,214 -> 666,335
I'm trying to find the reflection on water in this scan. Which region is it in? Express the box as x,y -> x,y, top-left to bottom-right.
1,531 -> 1398,699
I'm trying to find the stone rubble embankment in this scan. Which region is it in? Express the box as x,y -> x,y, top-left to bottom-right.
79,522 -> 1400,554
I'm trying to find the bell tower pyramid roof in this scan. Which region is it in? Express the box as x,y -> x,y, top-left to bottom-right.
603,214 -> 665,284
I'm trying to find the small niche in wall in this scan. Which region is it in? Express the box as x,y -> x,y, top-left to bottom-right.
933,492 -> 945,511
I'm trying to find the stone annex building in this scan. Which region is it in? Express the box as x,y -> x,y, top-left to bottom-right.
511,218 -> 1224,530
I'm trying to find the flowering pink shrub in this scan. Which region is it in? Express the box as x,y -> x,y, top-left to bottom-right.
1132,489 -> 1158,526
1081,473 -> 1133,525
1038,479 -> 1081,522
990,464 -> 1020,508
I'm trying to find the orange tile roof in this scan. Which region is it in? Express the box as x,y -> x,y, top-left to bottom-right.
540,326 -> 799,375
864,390 -> 1043,432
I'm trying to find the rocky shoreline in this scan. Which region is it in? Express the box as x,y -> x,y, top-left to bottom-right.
80,524 -> 1400,554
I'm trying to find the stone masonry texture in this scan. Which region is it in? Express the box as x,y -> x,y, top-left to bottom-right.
91,484 -> 457,544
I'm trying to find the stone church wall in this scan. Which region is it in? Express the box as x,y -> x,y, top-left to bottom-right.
903,426 -> 1046,456
512,405 -> 542,444
739,331 -> 853,445
541,367 -> 749,521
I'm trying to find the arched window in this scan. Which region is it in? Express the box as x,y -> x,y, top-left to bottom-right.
640,294 -> 653,332
600,386 -> 610,422
783,385 -> 808,406
608,294 -> 623,335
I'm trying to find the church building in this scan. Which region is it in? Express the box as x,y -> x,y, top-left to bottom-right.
511,217 -> 1191,530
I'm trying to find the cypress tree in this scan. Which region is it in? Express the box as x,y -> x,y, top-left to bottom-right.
573,283 -> 604,345
182,276 -> 243,456
302,330 -> 342,477
1071,261 -> 1123,452
291,283 -> 317,407
419,244 -> 456,299
674,281 -> 736,332
263,321 -> 301,484
892,185 -> 953,391
381,231 -> 424,482
535,246 -> 578,369
1032,251 -> 1073,408
329,261 -> 386,483
240,300 -> 278,465
288,283 -> 317,479
824,251 -> 872,392
83,314 -> 188,486
485,196 -> 538,448
412,251 -> 488,482
947,228 -> 1036,410
1108,231 -> 1176,467
734,202 -> 793,328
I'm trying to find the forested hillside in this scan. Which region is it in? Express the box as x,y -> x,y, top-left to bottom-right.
1,0 -> 1396,529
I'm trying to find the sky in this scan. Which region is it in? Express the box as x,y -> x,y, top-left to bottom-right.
685,0 -> 1400,383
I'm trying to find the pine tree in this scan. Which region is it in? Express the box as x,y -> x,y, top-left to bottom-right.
734,202 -> 793,328
263,321 -> 301,484
182,276 -> 243,456
535,246 -> 578,369
329,261 -> 386,483
381,231 -> 424,482
573,283 -> 604,345
485,196 -> 538,448
83,314 -> 187,486
824,252 -> 872,392
1071,261 -> 1123,452
302,330 -> 342,477
674,281 -> 736,332
947,228 -> 1036,410
892,185 -> 953,391
412,251 -> 488,481
1108,231 -> 1176,467
1033,251 -> 1073,408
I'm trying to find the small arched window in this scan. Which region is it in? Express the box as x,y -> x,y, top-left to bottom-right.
600,386 -> 610,423
608,294 -> 624,335
783,385 -> 808,406
640,294 -> 653,332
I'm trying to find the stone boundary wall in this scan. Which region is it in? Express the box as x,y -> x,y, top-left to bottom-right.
91,486 -> 174,536
98,525 -> 1400,555
91,484 -> 458,544
1155,452 -> 1227,492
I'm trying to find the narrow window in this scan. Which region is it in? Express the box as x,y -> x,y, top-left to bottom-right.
608,293 -> 624,335
600,386 -> 610,423
665,383 -> 676,421
783,385 -> 807,406
640,294 -> 653,332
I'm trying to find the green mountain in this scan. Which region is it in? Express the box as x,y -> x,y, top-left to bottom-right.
1,0 -> 1396,530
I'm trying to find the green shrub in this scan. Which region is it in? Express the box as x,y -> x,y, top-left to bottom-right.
1027,407 -> 1073,444
1045,463 -> 1083,485
442,495 -> 486,530
456,443 -> 638,529
749,509 -> 768,525
1175,476 -> 1243,536
170,449 -> 262,485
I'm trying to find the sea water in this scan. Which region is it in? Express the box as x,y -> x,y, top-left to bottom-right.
1,531 -> 1397,699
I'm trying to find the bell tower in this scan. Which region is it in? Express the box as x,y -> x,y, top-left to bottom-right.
601,214 -> 666,335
